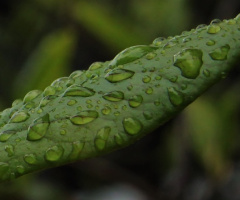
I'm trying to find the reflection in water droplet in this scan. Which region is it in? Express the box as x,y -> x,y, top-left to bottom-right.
9,111 -> 29,123
24,154 -> 37,165
70,110 -> 98,125
27,114 -> 50,141
105,69 -> 135,83
23,90 -> 42,103
102,91 -> 124,102
109,45 -> 157,66
123,117 -> 142,135
95,127 -> 111,151
5,145 -> 14,157
45,145 -> 64,162
168,87 -> 183,106
209,45 -> 230,60
173,48 -> 203,79
70,141 -> 84,160
63,85 -> 95,97
128,95 -> 143,108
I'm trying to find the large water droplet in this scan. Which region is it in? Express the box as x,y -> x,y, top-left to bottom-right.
123,117 -> 142,135
9,111 -> 29,123
45,145 -> 64,162
207,25 -> 221,34
168,87 -> 183,106
89,62 -> 103,71
23,90 -> 42,103
102,91 -> 124,102
27,113 -> 50,141
109,45 -> 157,66
24,154 -> 37,165
5,145 -> 14,157
70,110 -> 98,125
128,95 -> 143,108
63,85 -> 95,97
43,86 -> 56,97
69,141 -> 84,160
173,48 -> 203,79
95,127 -> 111,151
105,69 -> 135,83
12,99 -> 23,107
0,130 -> 16,142
209,44 -> 230,60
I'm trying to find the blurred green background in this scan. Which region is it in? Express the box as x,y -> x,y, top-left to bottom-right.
0,0 -> 240,199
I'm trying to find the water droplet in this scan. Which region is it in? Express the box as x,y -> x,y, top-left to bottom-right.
24,154 -> 37,165
0,162 -> 10,180
16,165 -> 25,174
70,110 -> 98,125
102,91 -> 124,102
105,69 -> 135,83
123,117 -> 142,135
203,69 -> 210,77
77,106 -> 82,111
207,25 -> 221,34
23,90 -> 42,103
101,106 -> 111,115
169,76 -> 178,83
27,113 -> 50,141
206,40 -> 216,46
227,19 -> 236,25
69,141 -> 84,160
128,95 -> 143,108
89,62 -> 103,71
114,134 -> 124,145
5,145 -> 14,157
67,99 -> 77,106
95,127 -> 111,151
155,75 -> 162,80
209,44 -> 230,60
173,48 -> 203,79
210,19 -> 221,25
0,130 -> 16,142
63,85 -> 95,97
12,99 -> 22,107
114,111 -> 120,116
109,45 -> 157,66
142,75 -> 151,83
39,95 -> 55,107
43,86 -> 56,96
60,129 -> 66,135
9,111 -> 29,123
152,37 -> 166,46
143,111 -> 153,120
127,85 -> 133,91
45,145 -> 64,162
196,24 -> 207,29
145,52 -> 156,60
168,87 -> 183,106
69,70 -> 84,79
145,87 -> 153,95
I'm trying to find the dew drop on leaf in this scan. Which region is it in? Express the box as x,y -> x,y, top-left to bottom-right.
128,95 -> 143,108
45,145 -> 64,162
105,69 -> 135,83
69,141 -> 84,160
70,110 -> 98,125
23,90 -> 42,103
89,62 -> 103,71
5,145 -> 14,157
168,87 -> 183,106
143,111 -> 153,120
63,85 -> 95,97
114,134 -> 124,145
173,48 -> 203,79
95,127 -> 111,151
24,154 -> 37,165
0,130 -> 16,142
9,111 -> 30,123
101,106 -> 111,115
142,75 -> 151,83
123,117 -> 142,135
207,25 -> 221,34
209,44 -> 230,60
102,91 -> 124,102
43,86 -> 56,97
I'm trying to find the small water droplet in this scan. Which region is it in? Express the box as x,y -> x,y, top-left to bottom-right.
16,165 -> 25,174
174,48 -> 203,79
155,75 -> 162,80
210,19 -> 221,25
196,24 -> 207,29
45,145 -> 64,162
23,90 -> 42,103
5,145 -> 14,157
63,85 -> 95,97
143,111 -> 153,120
95,127 -> 111,151
207,25 -> 221,34
69,70 -> 84,79
123,117 -> 142,135
168,87 -> 183,106
67,99 -> 77,106
60,129 -> 66,135
128,95 -> 143,108
142,75 -> 151,83
203,69 -> 210,77
127,85 -> 133,91
109,45 -> 157,66
70,110 -> 98,125
39,95 -> 55,107
169,76 -> 178,83
43,86 -> 56,97
105,69 -> 135,83
101,106 -> 111,115
24,154 -> 37,165
145,87 -> 153,95
145,52 -> 156,60
27,113 -> 50,141
69,141 -> 84,160
227,19 -> 236,25
114,111 -> 120,116
102,91 -> 124,102
89,62 -> 103,71
9,111 -> 29,123
114,134 -> 124,145
12,99 -> 22,107
152,37 -> 166,46
209,44 -> 230,60
0,130 -> 16,142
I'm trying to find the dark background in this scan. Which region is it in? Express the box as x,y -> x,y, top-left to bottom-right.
0,0 -> 240,199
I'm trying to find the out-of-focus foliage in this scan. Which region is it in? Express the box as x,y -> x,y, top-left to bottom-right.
0,0 -> 240,199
